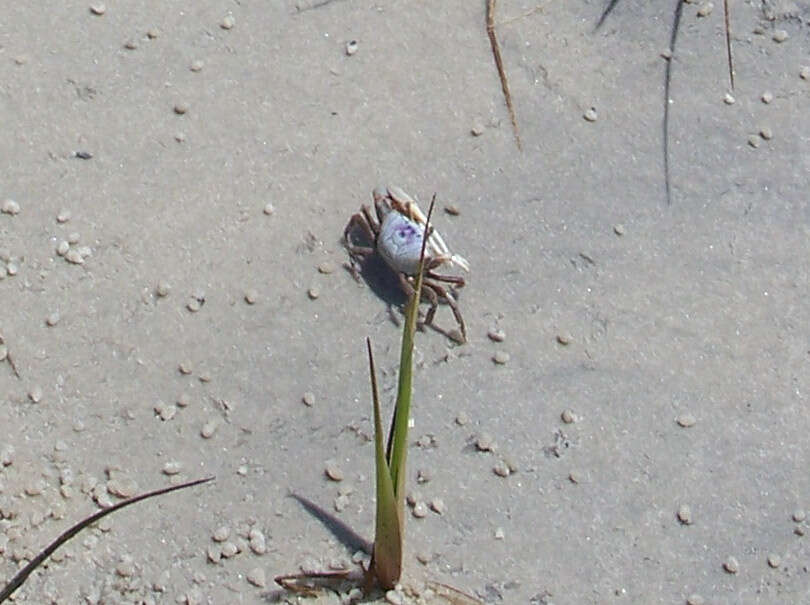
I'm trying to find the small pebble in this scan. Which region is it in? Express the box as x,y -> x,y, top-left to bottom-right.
124,40 -> 138,50
236,465 -> 248,476
561,409 -> 577,424
677,504 -> 693,525
613,223 -> 625,236
46,312 -> 60,327
56,209 -> 71,223
696,2 -> 713,17
494,527 -> 505,540
28,386 -> 43,404
221,14 -> 235,30
345,40 -> 358,56
759,126 -> 773,140
334,494 -> 349,512
178,361 -> 193,375
5,262 -> 17,276
174,102 -> 189,115
723,556 -> 739,574
1,200 -> 20,215
412,501 -> 428,518
175,132 -> 186,143
660,48 -> 672,59
212,526 -> 230,542
476,433 -> 495,452
187,298 -> 201,312
156,403 -> 177,421
263,202 -> 275,215
56,240 -> 70,256
74,150 -> 93,160
190,60 -> 204,72
686,595 -> 705,605
556,333 -> 572,345
206,545 -> 221,563
116,559 -> 135,577
244,289 -> 258,304
492,351 -> 510,365
307,286 -> 320,300
162,461 -> 183,475
487,328 -> 505,342
761,91 -> 773,104
772,29 -> 788,43
247,567 -> 266,588
795,526 -> 805,536
493,461 -> 511,477
455,412 -> 469,426
176,392 -> 191,407
444,204 -> 461,216
302,392 -> 316,407
89,3 -> 106,15
568,469 -> 584,484
470,121 -> 485,136
800,66 -> 810,80
416,551 -> 432,564
792,509 -> 806,522
146,28 -> 159,39
220,541 -> 238,558
201,420 -> 218,439
325,462 -> 344,482
583,107 -> 598,122
748,134 -> 761,148
156,280 -> 171,297
723,92 -> 736,105
386,589 -> 405,605
416,468 -> 432,483
676,413 -> 696,428
65,249 -> 85,265
767,553 -> 781,568
67,232 -> 81,244
317,261 -> 335,274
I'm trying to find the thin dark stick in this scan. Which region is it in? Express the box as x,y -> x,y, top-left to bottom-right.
594,0 -> 620,31
0,477 -> 214,603
663,0 -> 684,206
723,0 -> 735,89
486,0 -> 522,150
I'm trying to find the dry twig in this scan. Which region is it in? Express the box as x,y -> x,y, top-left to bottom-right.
486,0 -> 522,150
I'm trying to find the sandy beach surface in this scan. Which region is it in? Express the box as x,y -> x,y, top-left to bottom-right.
1,1 -> 809,603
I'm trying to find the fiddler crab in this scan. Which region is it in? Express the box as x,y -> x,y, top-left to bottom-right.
343,185 -> 470,343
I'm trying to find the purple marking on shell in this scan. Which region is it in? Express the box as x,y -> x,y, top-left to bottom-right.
378,212 -> 424,275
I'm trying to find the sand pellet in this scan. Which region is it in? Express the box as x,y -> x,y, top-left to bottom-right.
430,498 -> 446,514
801,66 -> 810,80
68,232 -> 80,244
687,595 -> 705,605
345,40 -> 358,56
773,29 -> 788,43
177,392 -> 191,407
488,328 -> 505,342
325,462 -> 344,481
220,541 -> 238,558
307,286 -> 320,300
65,249 -> 84,265
476,433 -> 494,452
723,93 -> 736,105
792,509 -> 806,522
455,412 -> 469,426
174,102 -> 189,115
557,333 -> 572,345
583,107 -> 597,122
767,553 -> 781,568
302,392 -> 315,406
28,386 -> 43,404
492,351 -> 510,364
677,413 -> 696,428
46,312 -> 60,326
56,209 -> 71,223
748,134 -> 761,148
759,126 -> 773,140
179,361 -> 193,375
56,241 -> 70,256
263,202 -> 275,215
761,91 -> 773,104
247,567 -> 266,587
201,420 -> 219,439
561,409 -> 577,424
212,526 -> 230,542
156,281 -> 171,297
493,461 -> 511,477
317,261 -> 335,274
190,60 -> 204,72
162,461 -> 183,475
1,200 -> 20,216
614,224 -> 625,235
221,14 -> 235,29
89,3 -> 106,15
677,504 -> 693,525
697,2 -> 713,16
412,501 -> 428,518
723,556 -> 739,574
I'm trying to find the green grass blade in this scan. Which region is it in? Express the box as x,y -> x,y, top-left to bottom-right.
388,195 -> 435,501
366,338 -> 402,589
